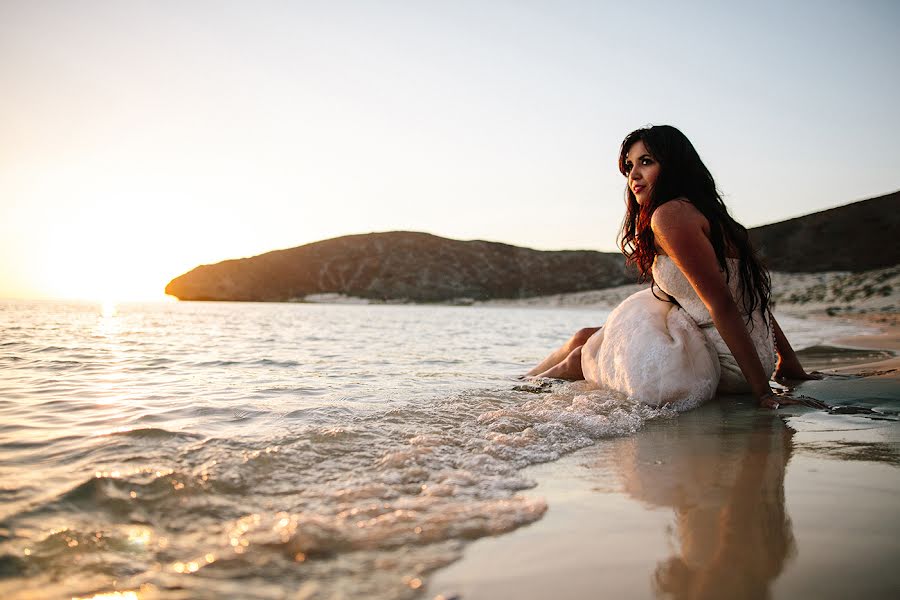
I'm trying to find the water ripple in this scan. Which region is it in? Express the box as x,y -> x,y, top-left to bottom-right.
0,299 -> 894,599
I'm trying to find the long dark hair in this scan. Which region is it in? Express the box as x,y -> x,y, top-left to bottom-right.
617,125 -> 771,321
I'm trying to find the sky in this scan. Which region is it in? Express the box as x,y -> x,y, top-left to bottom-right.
1,0 -> 898,301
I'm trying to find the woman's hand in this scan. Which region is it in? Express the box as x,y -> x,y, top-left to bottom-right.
758,391 -> 781,409
759,389 -> 829,410
774,360 -> 823,384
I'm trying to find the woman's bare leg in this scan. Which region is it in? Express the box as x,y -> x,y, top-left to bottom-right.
526,327 -> 600,377
537,345 -> 585,380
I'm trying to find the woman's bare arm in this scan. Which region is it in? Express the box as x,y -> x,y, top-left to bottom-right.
771,315 -> 819,381
651,201 -> 776,406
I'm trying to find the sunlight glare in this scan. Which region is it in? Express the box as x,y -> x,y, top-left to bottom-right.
101,300 -> 117,319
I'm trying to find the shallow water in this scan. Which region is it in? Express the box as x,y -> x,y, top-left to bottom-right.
0,299 -> 890,599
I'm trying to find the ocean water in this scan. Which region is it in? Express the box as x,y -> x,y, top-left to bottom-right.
0,299 -> 890,599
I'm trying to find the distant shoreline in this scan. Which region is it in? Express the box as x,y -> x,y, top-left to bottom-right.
293,266 -> 900,324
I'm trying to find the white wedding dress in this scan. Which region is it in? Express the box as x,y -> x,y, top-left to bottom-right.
581,256 -> 775,411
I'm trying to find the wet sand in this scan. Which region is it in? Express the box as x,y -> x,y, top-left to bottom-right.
829,315 -> 900,371
427,320 -> 900,599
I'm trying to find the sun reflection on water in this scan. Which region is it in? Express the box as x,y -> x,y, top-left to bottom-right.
125,525 -> 152,549
100,300 -> 117,319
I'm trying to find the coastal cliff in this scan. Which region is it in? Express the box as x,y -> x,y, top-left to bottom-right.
165,191 -> 899,303
165,232 -> 630,302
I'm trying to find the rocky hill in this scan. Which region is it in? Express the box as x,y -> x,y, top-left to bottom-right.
165,232 -> 630,302
165,190 -> 899,302
749,190 -> 900,272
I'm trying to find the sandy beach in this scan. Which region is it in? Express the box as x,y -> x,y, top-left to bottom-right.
428,320 -> 900,599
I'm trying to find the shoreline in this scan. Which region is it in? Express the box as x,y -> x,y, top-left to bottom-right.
821,313 -> 900,373
426,318 -> 900,599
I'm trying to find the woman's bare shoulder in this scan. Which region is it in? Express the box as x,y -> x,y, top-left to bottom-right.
650,198 -> 708,234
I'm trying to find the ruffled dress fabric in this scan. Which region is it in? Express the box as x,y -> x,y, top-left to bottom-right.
581,256 -> 775,411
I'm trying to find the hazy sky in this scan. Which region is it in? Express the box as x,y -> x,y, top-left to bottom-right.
1,0 -> 898,300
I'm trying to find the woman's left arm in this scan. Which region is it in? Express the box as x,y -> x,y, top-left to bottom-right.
771,315 -> 820,381
651,201 -> 777,407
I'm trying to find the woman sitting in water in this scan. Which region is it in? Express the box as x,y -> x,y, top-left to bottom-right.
528,125 -> 818,410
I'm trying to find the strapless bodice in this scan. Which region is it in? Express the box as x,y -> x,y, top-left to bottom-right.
651,255 -> 744,326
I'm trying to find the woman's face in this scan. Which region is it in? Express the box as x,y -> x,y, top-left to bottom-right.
623,140 -> 660,205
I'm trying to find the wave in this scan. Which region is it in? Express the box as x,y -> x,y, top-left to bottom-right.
103,427 -> 204,440
190,358 -> 301,368
251,358 -> 301,368
20,468 -> 203,522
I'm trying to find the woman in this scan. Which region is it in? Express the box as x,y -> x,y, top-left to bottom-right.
528,125 -> 818,410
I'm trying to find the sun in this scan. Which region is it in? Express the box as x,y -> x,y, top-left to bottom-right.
100,299 -> 118,318
28,232 -> 174,302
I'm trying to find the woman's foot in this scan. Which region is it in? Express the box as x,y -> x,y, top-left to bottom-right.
526,327 -> 599,377
536,345 -> 585,380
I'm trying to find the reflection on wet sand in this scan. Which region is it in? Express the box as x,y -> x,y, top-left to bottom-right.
618,407 -> 795,599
